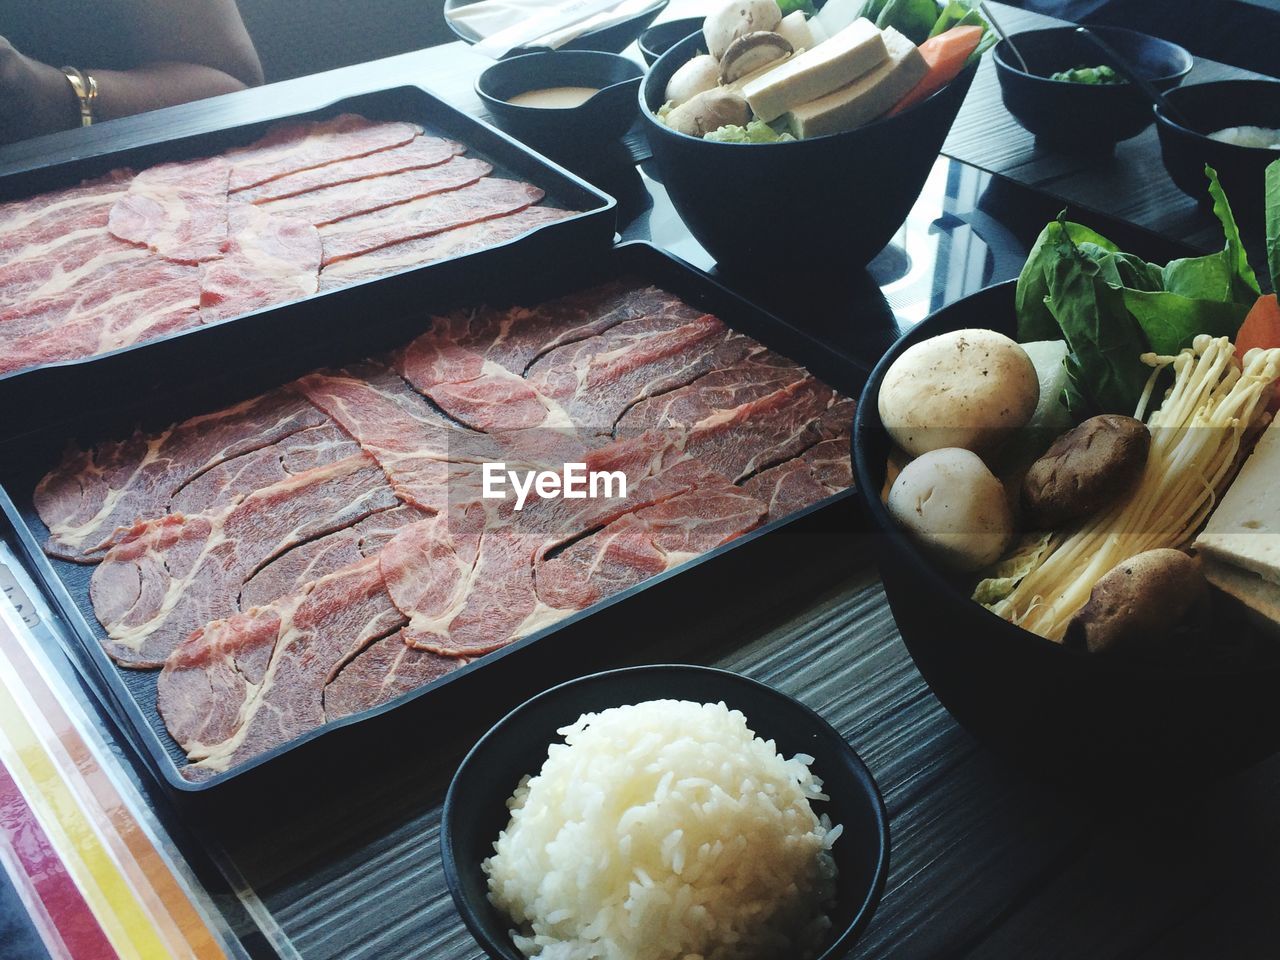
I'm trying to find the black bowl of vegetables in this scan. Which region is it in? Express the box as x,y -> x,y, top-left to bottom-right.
853,188 -> 1280,781
640,27 -> 979,272
994,26 -> 1192,151
1155,80 -> 1280,239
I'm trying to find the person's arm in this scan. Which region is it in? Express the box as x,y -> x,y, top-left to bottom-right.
0,0 -> 263,143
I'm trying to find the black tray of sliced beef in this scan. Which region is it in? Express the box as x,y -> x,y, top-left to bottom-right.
0,83 -> 613,419
0,241 -> 861,791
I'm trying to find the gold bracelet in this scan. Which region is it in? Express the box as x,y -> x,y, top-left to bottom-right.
61,66 -> 99,127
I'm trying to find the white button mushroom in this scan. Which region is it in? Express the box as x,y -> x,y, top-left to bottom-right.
888,447 -> 1014,571
877,328 -> 1040,458
665,54 -> 722,108
703,0 -> 783,60
663,88 -> 752,137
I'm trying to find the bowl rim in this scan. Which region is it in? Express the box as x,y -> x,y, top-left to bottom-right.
991,24 -> 1193,86
440,662 -> 892,960
851,279 -> 1280,679
476,50 -> 645,116
637,15 -> 704,58
444,0 -> 669,47
639,31 -> 980,147
1152,77 -> 1280,152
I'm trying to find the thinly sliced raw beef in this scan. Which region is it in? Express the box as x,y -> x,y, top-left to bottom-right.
681,378 -> 844,482
536,478 -> 766,610
168,421 -> 359,515
741,437 -> 852,522
317,206 -> 573,291
241,502 -> 428,610
324,634 -> 461,720
0,172 -> 133,312
0,171 -> 132,267
158,556 -> 409,777
90,453 -> 397,667
236,136 -> 464,203
319,178 -> 544,265
198,205 -> 322,323
616,349 -> 808,435
0,241 -> 152,335
108,158 -> 231,264
35,388 -> 325,562
260,156 -> 493,227
226,115 -> 421,192
526,313 -> 751,434
0,257 -> 202,376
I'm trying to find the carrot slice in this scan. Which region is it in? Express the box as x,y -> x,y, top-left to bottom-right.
888,25 -> 984,116
1237,293 -> 1280,410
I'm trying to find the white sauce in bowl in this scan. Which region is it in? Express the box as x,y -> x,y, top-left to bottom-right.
507,86 -> 599,108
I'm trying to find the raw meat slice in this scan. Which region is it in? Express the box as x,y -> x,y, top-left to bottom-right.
316,206 -> 573,291
241,502 -> 428,610
681,378 -> 843,481
536,478 -> 766,610
0,171 -> 131,255
168,422 -> 359,516
158,556 -> 410,777
740,437 -> 852,522
418,363 -> 575,434
235,136 -> 465,203
198,205 -> 322,323
108,158 -> 232,264
296,372 -> 456,510
226,115 -> 421,192
616,349 -> 808,435
35,388 -> 325,562
526,313 -> 751,434
319,178 -> 544,265
0,241 -> 154,335
90,453 -> 397,667
324,633 -> 461,720
260,156 -> 493,227
0,255 -> 202,375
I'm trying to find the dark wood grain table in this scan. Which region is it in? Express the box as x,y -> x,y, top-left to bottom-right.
1,5 -> 1277,959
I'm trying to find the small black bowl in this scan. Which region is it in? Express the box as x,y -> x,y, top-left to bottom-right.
637,16 -> 704,65
445,0 -> 667,54
641,31 -> 978,272
994,26 -> 1192,151
1156,79 -> 1280,239
851,281 -> 1280,783
477,51 -> 644,147
441,664 -> 890,960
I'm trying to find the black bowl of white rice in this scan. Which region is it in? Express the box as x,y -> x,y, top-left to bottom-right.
441,664 -> 890,960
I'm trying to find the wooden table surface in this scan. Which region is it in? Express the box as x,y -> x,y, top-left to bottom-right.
1,5 -> 1277,960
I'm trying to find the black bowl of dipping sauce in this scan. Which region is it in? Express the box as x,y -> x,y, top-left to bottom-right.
478,50 -> 644,147
993,26 -> 1192,151
637,16 -> 703,65
851,281 -> 1280,784
444,0 -> 668,55
1155,79 -> 1280,240
441,664 -> 890,960
640,31 -> 978,273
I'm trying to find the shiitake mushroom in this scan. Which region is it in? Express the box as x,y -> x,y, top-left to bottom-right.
1023,414 -> 1150,526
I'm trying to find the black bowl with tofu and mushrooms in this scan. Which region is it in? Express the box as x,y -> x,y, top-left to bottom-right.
639,30 -> 978,273
852,281 -> 1280,783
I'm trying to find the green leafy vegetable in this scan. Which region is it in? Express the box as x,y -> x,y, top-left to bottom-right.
1015,166 -> 1264,415
928,0 -> 996,62
1266,158 -> 1280,291
705,120 -> 795,143
778,0 -> 818,13
973,532 -> 1054,605
873,0 -> 939,43
1050,65 -> 1123,85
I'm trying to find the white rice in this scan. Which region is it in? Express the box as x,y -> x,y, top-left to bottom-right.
1208,126 -> 1280,149
483,699 -> 841,960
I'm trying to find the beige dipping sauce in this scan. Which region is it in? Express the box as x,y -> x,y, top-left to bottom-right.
507,86 -> 599,108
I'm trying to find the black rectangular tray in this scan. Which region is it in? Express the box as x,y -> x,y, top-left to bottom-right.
0,83 -> 615,425
0,241 -> 864,791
